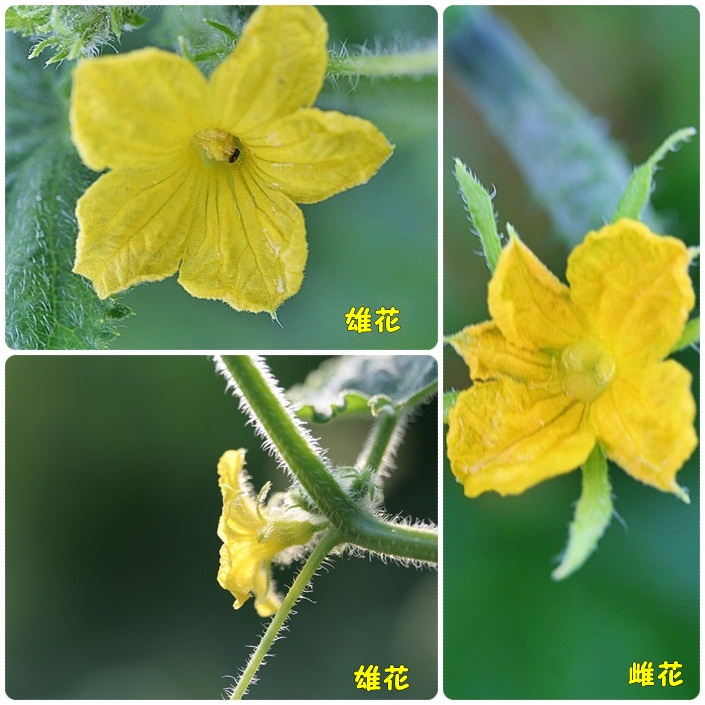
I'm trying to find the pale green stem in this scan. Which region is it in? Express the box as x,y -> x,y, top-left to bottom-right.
230,530 -> 342,700
327,45 -> 437,78
552,445 -> 612,580
356,405 -> 399,473
218,356 -> 438,564
357,375 -> 438,472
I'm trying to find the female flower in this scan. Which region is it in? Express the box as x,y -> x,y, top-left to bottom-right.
217,450 -> 317,617
447,219 -> 697,499
70,5 -> 392,313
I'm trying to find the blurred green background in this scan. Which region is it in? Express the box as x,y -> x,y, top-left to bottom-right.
443,6 -> 699,699
101,5 -> 438,349
6,355 -> 438,698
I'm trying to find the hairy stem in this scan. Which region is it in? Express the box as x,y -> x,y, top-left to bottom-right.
356,405 -> 401,474
327,45 -> 437,78
217,356 -> 438,564
230,530 -> 342,699
219,355 -> 358,523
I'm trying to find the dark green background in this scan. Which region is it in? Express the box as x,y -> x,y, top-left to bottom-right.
444,6 -> 699,699
6,356 -> 438,698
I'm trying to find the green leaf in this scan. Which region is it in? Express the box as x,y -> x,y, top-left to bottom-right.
453,158 -> 502,271
288,356 -> 437,423
5,39 -> 131,349
552,445 -> 612,580
613,127 -> 696,222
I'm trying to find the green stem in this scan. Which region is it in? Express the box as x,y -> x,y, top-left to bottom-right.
220,355 -> 359,522
347,512 -> 437,563
230,530 -> 342,700
218,356 -> 438,564
327,45 -> 437,79
356,405 -> 400,474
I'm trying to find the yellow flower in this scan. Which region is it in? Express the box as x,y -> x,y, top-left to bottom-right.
70,6 -> 392,314
217,449 -> 316,617
447,219 -> 697,500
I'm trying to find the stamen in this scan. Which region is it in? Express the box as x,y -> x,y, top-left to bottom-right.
193,128 -> 241,162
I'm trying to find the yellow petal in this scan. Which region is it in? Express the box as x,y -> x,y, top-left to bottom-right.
217,449 -> 255,520
73,153 -> 202,298
591,361 -> 697,499
70,48 -> 208,171
210,6 -> 327,136
447,379 -> 595,497
216,450 -> 282,617
178,160 -> 306,314
450,321 -> 559,385
489,236 -> 586,351
567,219 -> 695,363
246,108 -> 392,204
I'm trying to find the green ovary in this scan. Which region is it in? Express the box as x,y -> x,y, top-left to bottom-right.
561,339 -> 615,402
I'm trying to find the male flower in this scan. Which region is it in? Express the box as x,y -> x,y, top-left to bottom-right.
217,450 -> 316,617
70,5 -> 392,313
447,219 -> 697,499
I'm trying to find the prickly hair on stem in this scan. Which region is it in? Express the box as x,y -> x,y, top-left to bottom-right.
213,355 -> 330,480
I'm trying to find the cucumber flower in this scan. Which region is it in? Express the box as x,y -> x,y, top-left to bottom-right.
447,219 -> 697,500
217,449 -> 317,617
70,5 -> 392,314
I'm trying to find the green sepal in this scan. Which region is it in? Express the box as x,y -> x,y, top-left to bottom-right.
613,127 -> 696,222
443,391 -> 460,425
153,6 -> 243,75
671,317 -> 700,354
552,445 -> 612,580
288,356 -> 437,423
6,39 -> 131,349
6,5 -> 149,64
336,466 -> 383,506
453,158 -> 502,272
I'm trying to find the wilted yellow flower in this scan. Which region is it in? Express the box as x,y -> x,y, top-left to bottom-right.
447,219 -> 697,500
217,449 -> 316,617
70,5 -> 392,313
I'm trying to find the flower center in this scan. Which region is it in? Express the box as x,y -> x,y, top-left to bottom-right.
561,339 -> 615,403
193,128 -> 241,163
